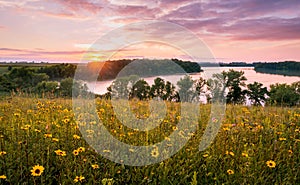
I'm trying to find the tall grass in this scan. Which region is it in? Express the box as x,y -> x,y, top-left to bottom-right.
0,97 -> 299,184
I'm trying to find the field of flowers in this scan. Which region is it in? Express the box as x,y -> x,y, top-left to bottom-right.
0,96 -> 299,184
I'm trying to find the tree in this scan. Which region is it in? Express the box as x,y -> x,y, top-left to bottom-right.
268,83 -> 300,106
35,81 -> 59,94
194,77 -> 206,98
59,78 -> 87,97
222,70 -> 247,104
129,79 -> 150,100
206,73 -> 226,103
109,75 -> 139,99
246,82 -> 268,106
177,75 -> 197,102
150,77 -> 165,99
163,81 -> 178,101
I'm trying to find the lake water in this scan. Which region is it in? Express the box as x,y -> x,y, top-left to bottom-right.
87,67 -> 300,95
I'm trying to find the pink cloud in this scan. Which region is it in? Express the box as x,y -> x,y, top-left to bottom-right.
51,0 -> 104,14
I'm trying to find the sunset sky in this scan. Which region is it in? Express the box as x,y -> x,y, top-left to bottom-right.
0,0 -> 300,63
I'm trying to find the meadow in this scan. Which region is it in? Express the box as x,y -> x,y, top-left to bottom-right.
0,95 -> 299,184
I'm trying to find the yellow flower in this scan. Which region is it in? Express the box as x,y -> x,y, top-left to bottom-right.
242,152 -> 248,157
44,133 -> 52,138
227,169 -> 234,175
225,151 -> 234,156
223,127 -> 230,131
74,175 -> 85,183
73,150 -> 79,156
151,148 -> 159,158
73,134 -> 81,139
266,160 -> 276,168
0,175 -> 6,179
91,164 -> 99,169
54,149 -> 66,156
279,137 -> 286,141
30,165 -> 44,176
203,154 -> 209,158
52,138 -> 59,142
288,150 -> 293,154
0,151 -> 7,156
77,147 -> 85,152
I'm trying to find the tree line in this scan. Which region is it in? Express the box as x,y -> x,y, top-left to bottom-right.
0,63 -> 299,106
0,64 -> 88,97
105,69 -> 300,106
254,61 -> 300,77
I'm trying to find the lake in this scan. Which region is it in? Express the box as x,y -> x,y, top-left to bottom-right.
87,67 -> 300,95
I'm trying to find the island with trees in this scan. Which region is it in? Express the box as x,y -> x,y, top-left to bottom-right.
254,61 -> 300,77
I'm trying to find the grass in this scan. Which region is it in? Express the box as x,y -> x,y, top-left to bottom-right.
0,96 -> 299,184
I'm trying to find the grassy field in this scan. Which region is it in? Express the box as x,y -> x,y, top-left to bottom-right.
0,96 -> 299,184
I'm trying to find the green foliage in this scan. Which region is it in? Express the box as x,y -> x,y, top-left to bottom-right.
254,61 -> 300,77
206,73 -> 226,103
150,77 -> 178,101
38,63 -> 76,80
268,83 -> 300,106
35,81 -> 59,94
129,79 -> 151,100
97,59 -> 201,80
177,75 -> 197,102
222,69 -> 247,104
246,82 -> 268,106
59,78 -> 88,97
5,67 -> 49,92
108,75 -> 139,99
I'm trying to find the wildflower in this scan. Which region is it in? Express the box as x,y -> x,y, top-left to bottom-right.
34,129 -> 41,133
103,150 -> 111,153
266,160 -> 276,168
86,130 -> 94,134
0,175 -> 6,179
21,125 -> 31,130
73,134 -> 81,139
52,138 -> 59,142
73,150 -> 79,156
288,150 -> 293,154
203,154 -> 209,158
242,152 -> 249,157
30,165 -> 44,176
44,133 -> 52,138
54,149 -> 66,156
129,148 -> 135,152
172,126 -> 178,131
151,148 -> 159,158
77,147 -> 85,152
227,169 -> 234,175
0,151 -> 7,156
223,127 -> 230,131
225,151 -> 234,156
279,137 -> 286,141
74,175 -> 85,183
91,164 -> 99,169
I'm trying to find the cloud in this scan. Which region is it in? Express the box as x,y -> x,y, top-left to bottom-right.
158,0 -> 300,40
51,0 -> 104,14
0,47 -> 86,55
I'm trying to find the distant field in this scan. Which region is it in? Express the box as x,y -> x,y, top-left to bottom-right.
0,63 -> 62,74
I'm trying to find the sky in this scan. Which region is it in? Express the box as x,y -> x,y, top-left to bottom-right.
0,0 -> 300,63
